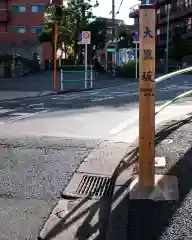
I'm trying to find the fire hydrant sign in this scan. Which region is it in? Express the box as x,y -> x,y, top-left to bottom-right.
81,31 -> 91,44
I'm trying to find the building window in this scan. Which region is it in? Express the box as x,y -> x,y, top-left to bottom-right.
12,5 -> 26,13
107,27 -> 112,35
30,27 -> 43,33
185,0 -> 188,7
187,17 -> 192,31
12,27 -> 26,33
164,3 -> 171,12
31,5 -> 45,13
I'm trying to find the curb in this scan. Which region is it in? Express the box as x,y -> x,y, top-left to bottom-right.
0,92 -> 54,103
0,81 -> 137,103
57,81 -> 137,95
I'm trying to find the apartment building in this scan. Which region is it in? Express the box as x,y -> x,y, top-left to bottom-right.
129,0 -> 192,49
0,0 -> 62,60
102,18 -> 135,40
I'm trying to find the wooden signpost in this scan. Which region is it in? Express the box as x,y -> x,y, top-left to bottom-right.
139,4 -> 156,188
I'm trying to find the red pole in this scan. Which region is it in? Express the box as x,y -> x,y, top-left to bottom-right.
53,23 -> 58,92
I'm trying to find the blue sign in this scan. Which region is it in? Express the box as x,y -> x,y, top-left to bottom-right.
79,32 -> 82,41
145,0 -> 151,4
135,32 -> 139,41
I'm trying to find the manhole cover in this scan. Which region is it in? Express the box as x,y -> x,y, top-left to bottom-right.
76,175 -> 114,197
162,139 -> 173,144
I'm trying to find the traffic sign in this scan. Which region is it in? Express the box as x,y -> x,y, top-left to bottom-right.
81,31 -> 91,44
135,31 -> 139,41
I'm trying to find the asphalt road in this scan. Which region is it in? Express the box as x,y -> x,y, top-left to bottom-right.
0,75 -> 191,239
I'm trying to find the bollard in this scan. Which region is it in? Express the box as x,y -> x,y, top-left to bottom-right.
84,77 -> 87,89
90,66 -> 93,88
60,69 -> 63,91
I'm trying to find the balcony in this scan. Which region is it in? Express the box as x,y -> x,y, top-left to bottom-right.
0,9 -> 9,23
158,0 -> 167,4
129,3 -> 140,18
159,5 -> 192,25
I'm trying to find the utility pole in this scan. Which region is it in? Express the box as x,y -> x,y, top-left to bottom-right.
165,9 -> 170,73
112,0 -> 115,40
111,0 -> 116,76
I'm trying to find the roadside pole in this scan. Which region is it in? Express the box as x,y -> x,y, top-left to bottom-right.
139,4 -> 156,187
43,3 -> 62,93
133,32 -> 139,80
135,43 -> 138,79
53,23 -> 58,92
81,31 -> 91,89
84,43 -> 88,89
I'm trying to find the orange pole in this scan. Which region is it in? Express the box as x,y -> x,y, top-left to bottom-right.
53,23 -> 58,92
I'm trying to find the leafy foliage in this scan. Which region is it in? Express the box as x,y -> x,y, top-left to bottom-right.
39,0 -> 106,60
117,26 -> 133,49
169,25 -> 188,62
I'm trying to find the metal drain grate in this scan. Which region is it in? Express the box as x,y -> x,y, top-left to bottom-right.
76,175 -> 114,197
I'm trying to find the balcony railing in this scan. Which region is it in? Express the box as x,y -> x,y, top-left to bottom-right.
129,3 -> 140,18
159,4 -> 192,24
0,9 -> 9,23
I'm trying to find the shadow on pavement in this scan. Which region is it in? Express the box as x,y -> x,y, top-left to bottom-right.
39,115 -> 192,240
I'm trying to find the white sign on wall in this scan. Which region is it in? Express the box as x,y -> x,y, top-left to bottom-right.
127,48 -> 135,61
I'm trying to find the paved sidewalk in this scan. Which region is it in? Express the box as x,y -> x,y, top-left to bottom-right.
107,112 -> 192,240
38,100 -> 192,240
0,91 -> 51,101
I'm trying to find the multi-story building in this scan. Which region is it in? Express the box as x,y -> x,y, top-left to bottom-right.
129,0 -> 192,59
0,0 -> 62,61
101,18 -> 135,40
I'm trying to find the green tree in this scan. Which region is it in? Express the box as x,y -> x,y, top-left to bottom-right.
169,25 -> 188,62
117,26 -> 133,49
39,0 -> 100,61
86,18 -> 107,50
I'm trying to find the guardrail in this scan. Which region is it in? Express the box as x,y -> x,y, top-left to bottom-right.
155,66 -> 192,115
60,67 -> 96,91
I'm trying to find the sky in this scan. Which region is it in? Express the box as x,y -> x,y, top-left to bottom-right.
92,0 -> 137,25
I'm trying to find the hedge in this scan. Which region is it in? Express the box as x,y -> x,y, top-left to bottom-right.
116,60 -> 139,78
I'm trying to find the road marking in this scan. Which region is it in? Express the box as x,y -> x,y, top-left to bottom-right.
0,110 -> 48,124
10,112 -> 31,116
0,109 -> 16,114
109,110 -> 139,135
117,92 -> 138,97
33,107 -> 48,110
29,103 -> 44,107
91,96 -> 114,102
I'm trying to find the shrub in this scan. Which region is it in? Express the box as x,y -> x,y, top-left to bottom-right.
117,60 -> 139,78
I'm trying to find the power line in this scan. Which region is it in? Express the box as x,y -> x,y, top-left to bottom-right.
116,0 -> 124,15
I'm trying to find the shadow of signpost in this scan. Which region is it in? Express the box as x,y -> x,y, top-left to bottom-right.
39,114 -> 192,240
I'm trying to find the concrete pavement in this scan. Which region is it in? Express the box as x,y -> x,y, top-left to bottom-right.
0,74 -> 191,239
38,98 -> 192,240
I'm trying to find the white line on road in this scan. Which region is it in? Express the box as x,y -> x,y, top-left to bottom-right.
0,109 -> 16,114
117,92 -> 138,97
91,96 -> 114,102
109,111 -> 139,135
28,103 -> 44,107
0,110 -> 49,124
